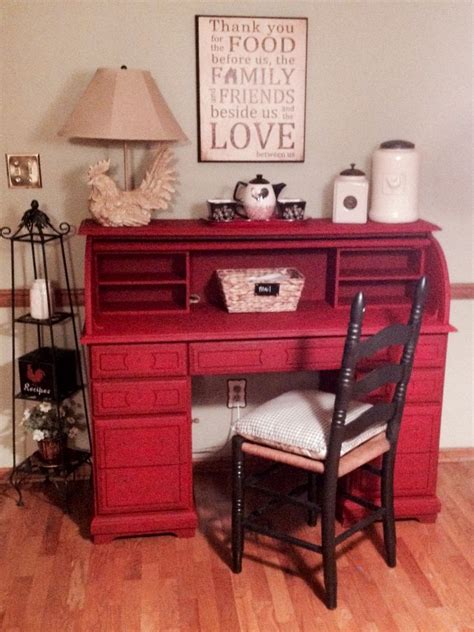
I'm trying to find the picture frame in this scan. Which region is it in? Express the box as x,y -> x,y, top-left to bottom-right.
196,15 -> 308,163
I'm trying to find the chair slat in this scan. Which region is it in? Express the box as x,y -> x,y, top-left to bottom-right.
344,402 -> 395,439
353,363 -> 404,398
354,323 -> 411,361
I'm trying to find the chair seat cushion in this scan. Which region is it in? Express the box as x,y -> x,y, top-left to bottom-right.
234,390 -> 386,460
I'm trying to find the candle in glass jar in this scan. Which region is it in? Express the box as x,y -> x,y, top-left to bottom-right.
30,279 -> 54,319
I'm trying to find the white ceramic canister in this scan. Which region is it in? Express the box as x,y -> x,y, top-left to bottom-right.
30,279 -> 54,319
332,164 -> 369,224
369,140 -> 419,223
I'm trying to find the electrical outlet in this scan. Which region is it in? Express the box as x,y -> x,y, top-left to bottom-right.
227,379 -> 247,408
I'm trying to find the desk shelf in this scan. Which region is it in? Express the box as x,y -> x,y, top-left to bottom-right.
336,280 -> 417,306
98,285 -> 188,314
338,248 -> 424,277
93,248 -> 189,315
328,245 -> 427,308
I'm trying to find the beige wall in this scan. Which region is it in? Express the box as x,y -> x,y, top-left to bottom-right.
1,1 -> 472,466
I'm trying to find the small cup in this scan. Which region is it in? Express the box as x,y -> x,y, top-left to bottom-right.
207,199 -> 237,222
277,199 -> 306,221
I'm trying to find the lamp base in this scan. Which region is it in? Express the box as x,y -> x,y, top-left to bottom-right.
87,145 -> 176,227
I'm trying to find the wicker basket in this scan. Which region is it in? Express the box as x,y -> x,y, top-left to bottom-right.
217,268 -> 304,313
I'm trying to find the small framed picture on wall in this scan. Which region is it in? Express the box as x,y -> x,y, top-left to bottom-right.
196,15 -> 308,163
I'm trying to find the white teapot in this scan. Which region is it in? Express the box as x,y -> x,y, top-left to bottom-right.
233,174 -> 286,220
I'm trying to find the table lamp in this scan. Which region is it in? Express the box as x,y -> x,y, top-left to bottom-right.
59,66 -> 187,226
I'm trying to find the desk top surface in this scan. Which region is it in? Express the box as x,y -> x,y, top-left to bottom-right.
79,218 -> 440,240
82,301 -> 451,345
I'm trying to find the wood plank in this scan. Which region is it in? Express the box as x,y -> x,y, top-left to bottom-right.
0,464 -> 473,630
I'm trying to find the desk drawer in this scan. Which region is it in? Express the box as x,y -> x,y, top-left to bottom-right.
354,451 -> 435,496
413,335 -> 447,368
190,338 -> 346,375
357,367 -> 445,404
398,404 -> 441,454
94,415 -> 192,514
91,343 -> 187,379
394,451 -> 437,495
92,378 -> 189,416
94,415 -> 190,467
406,368 -> 444,403
357,334 -> 447,369
96,462 -> 192,514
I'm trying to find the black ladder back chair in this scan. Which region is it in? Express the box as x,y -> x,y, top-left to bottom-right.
231,276 -> 428,609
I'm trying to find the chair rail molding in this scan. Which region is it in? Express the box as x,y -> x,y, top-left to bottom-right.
0,288 -> 85,307
0,284 -> 472,308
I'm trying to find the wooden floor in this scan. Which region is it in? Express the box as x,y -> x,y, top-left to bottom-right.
0,461 -> 473,632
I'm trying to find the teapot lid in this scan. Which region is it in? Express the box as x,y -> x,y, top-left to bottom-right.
340,163 -> 366,176
249,174 -> 269,184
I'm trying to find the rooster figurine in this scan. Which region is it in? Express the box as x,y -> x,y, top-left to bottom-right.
87,145 -> 176,227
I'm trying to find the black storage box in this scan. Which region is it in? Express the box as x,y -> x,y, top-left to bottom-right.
18,347 -> 77,400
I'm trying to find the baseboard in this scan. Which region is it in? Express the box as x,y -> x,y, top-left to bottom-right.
438,448 -> 474,462
193,456 -> 232,472
0,462 -> 91,483
1,450 -> 472,481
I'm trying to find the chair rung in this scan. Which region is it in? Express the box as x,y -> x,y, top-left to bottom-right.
361,463 -> 382,476
335,508 -> 386,545
245,482 -> 320,512
245,520 -> 323,554
340,491 -> 381,512
245,463 -> 281,486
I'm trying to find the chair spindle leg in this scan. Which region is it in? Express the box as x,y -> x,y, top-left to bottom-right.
232,435 -> 245,573
307,471 -> 318,526
322,479 -> 338,609
381,452 -> 397,567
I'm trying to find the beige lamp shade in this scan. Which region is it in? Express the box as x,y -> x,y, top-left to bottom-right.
58,67 -> 187,142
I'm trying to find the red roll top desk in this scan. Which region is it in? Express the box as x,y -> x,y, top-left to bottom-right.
79,218 -> 452,544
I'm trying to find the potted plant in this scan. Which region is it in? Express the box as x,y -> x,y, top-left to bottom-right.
22,400 -> 85,463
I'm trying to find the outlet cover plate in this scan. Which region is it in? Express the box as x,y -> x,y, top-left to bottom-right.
6,154 -> 42,188
227,378 -> 247,408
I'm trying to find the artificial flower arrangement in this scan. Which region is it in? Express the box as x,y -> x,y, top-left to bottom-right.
22,400 -> 85,442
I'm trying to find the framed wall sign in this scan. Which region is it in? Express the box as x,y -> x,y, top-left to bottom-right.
196,15 -> 308,162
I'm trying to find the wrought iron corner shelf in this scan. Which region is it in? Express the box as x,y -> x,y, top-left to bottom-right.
1,200 -> 91,511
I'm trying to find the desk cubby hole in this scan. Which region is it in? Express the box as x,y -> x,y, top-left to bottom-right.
94,248 -> 189,314
337,279 -> 418,307
96,251 -> 188,284
190,248 -> 330,309
98,284 -> 188,314
338,248 -> 424,280
329,246 -> 426,308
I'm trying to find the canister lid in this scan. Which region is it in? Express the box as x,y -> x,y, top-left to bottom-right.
340,163 -> 366,176
380,140 -> 415,149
